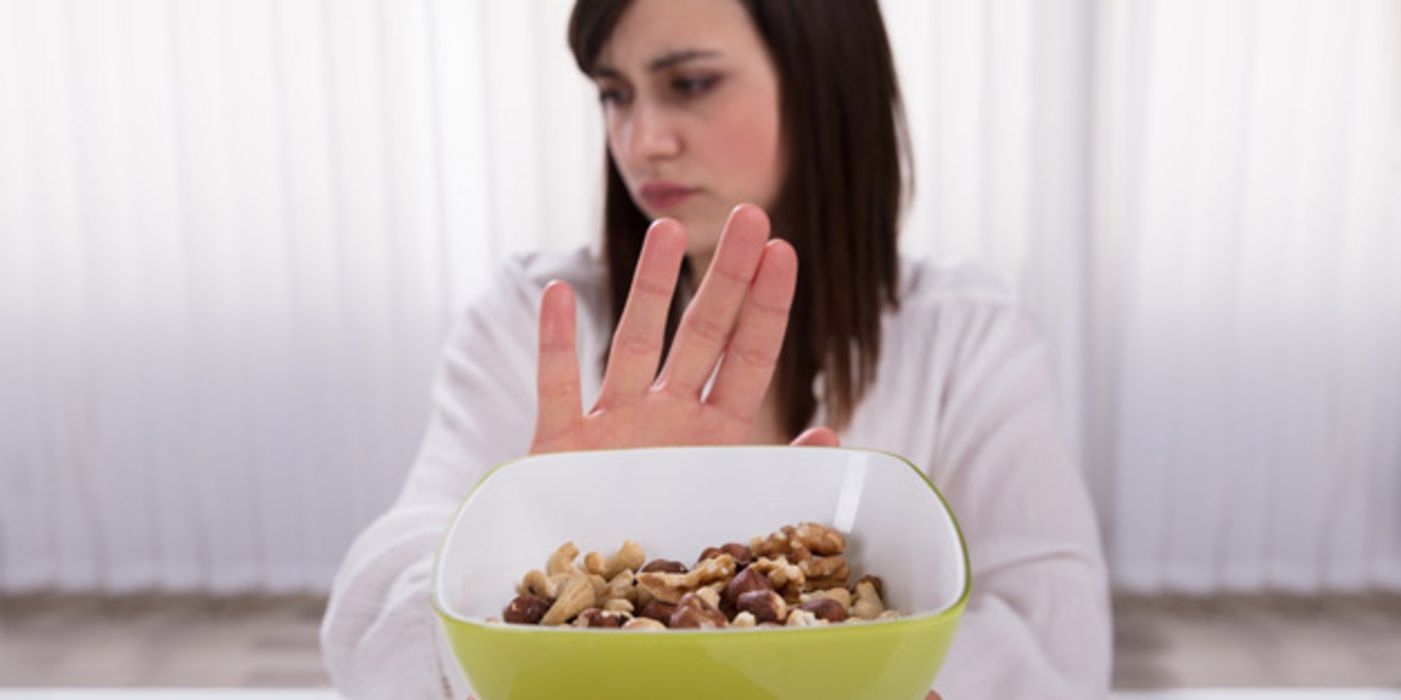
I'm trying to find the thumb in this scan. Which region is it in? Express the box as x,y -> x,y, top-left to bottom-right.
790,426 -> 840,447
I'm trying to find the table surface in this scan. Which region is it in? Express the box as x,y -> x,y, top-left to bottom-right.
3,690 -> 1400,699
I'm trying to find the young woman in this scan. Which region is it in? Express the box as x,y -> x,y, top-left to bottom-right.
321,1 -> 1111,698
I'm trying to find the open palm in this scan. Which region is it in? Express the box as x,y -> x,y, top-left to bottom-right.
528,204 -> 837,454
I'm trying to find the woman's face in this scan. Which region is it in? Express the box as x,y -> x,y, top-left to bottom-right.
593,0 -> 785,267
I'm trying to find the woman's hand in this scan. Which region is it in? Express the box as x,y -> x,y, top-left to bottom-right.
529,203 -> 836,454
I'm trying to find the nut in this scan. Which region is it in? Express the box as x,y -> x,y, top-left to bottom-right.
852,579 -> 886,620
695,586 -> 722,611
572,607 -> 626,628
792,523 -> 845,556
722,566 -> 776,612
602,598 -> 634,615
801,587 -> 853,612
640,559 -> 688,574
519,569 -> 573,600
731,611 -> 757,628
584,540 -> 646,580
602,570 -> 639,604
735,590 -> 788,624
546,542 -> 581,576
785,608 -> 824,627
854,575 -> 885,601
698,542 -> 754,568
798,597 -> 848,623
637,554 -> 736,604
748,557 -> 806,601
622,617 -> 667,631
638,600 -> 677,624
669,592 -> 728,629
502,594 -> 550,625
587,574 -> 610,600
539,575 -> 596,627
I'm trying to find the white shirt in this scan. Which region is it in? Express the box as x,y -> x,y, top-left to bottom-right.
320,246 -> 1112,699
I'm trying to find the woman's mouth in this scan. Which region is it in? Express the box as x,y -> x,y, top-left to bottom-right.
639,182 -> 699,210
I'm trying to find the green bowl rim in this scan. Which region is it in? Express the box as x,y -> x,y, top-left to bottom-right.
430,445 -> 972,636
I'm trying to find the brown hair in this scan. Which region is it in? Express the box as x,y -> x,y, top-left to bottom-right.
568,0 -> 909,436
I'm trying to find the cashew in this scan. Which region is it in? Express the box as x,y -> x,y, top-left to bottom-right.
539,575 -> 596,626
602,570 -> 639,604
546,542 -> 581,576
585,540 -> 646,580
518,569 -> 573,600
622,617 -> 667,631
602,598 -> 634,615
852,579 -> 885,620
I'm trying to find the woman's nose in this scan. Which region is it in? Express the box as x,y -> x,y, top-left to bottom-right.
625,102 -> 681,161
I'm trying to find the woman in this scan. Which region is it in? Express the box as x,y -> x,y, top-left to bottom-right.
321,1 -> 1111,698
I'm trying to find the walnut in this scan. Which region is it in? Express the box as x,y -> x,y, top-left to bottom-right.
747,557 -> 805,602
636,554 -> 737,604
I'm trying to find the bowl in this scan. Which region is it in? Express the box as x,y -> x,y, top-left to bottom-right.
432,445 -> 969,700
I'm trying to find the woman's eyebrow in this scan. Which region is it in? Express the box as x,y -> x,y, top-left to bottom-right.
593,49 -> 720,79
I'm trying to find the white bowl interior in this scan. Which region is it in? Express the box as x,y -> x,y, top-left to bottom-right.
435,446 -> 967,622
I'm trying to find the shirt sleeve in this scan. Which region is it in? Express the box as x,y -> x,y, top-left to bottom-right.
926,301 -> 1113,700
319,258 -> 540,700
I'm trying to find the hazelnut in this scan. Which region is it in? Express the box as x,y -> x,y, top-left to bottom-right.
640,559 -> 688,574
699,542 -> 754,567
502,594 -> 550,625
722,566 -> 775,612
799,597 -> 848,623
638,600 -> 676,624
669,592 -> 727,629
573,607 -> 625,628
735,590 -> 787,625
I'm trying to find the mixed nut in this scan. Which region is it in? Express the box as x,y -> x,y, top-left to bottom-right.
495,522 -> 901,630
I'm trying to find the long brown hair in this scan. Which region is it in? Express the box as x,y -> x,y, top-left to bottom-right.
568,0 -> 909,436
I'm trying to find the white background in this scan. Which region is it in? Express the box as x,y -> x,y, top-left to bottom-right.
1,0 -> 1398,594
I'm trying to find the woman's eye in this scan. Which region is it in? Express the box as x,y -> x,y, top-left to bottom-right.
598,87 -> 630,104
672,76 -> 718,96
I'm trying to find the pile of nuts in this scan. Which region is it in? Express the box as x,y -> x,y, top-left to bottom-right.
497,522 -> 900,630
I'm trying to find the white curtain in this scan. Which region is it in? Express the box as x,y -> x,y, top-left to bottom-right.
1,0 -> 1397,594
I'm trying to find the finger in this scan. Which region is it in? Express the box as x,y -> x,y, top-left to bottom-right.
705,238 -> 796,421
657,203 -> 770,396
790,426 -> 840,447
598,219 -> 687,404
926,693 -> 942,700
532,281 -> 582,445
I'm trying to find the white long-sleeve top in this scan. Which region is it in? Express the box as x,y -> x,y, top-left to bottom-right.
320,246 -> 1112,699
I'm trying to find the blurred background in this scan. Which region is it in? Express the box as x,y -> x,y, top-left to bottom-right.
1,0 -> 1399,694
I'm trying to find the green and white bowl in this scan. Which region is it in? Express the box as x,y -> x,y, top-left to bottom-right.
432,445 -> 969,700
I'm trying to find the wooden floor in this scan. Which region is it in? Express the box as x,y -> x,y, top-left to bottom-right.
1,592 -> 1399,689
